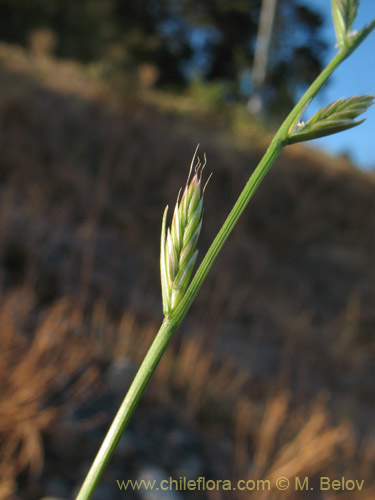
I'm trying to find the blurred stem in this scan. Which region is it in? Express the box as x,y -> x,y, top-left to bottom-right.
76,34 -> 373,500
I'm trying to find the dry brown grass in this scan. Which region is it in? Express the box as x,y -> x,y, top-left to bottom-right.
107,309 -> 250,418
233,392 -> 358,500
1,289 -> 374,499
0,41 -> 107,100
0,289 -> 100,498
0,42 -> 374,499
108,312 -> 375,499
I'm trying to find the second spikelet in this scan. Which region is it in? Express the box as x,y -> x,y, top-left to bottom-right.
160,147 -> 206,316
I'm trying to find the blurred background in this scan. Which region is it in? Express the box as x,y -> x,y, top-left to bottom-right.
0,1 -> 374,499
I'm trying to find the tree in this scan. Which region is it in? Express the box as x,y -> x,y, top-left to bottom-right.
0,0 -> 327,113
174,0 -> 327,114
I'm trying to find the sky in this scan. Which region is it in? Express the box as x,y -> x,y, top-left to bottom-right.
299,0 -> 375,169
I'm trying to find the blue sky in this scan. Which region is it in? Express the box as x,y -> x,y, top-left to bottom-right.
300,0 -> 375,169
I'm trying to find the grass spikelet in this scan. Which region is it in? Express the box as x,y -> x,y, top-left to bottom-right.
160,146 -> 207,316
286,95 -> 374,144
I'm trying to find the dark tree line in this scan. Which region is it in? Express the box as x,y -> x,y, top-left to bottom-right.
0,0 -> 327,114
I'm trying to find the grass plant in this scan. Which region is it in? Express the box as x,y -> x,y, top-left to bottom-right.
76,2 -> 375,498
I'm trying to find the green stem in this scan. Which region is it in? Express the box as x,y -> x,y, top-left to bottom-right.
76,317 -> 178,500
76,33 -> 373,500
170,47 -> 350,325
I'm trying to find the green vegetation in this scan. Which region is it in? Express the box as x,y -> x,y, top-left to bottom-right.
76,2 -> 375,498
0,0 -> 327,115
0,2 -> 374,499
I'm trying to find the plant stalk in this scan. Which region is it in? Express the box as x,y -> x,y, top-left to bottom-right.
171,47 -> 351,325
76,317 -> 178,500
76,35 -> 373,500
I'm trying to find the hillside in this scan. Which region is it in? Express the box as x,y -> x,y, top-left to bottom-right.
0,43 -> 374,500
